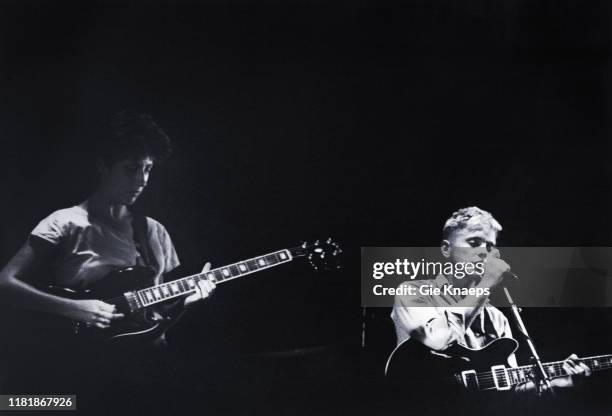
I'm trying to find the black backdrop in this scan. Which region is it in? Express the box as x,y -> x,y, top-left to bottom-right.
1,1 -> 612,414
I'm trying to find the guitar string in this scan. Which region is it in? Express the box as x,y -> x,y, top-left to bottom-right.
135,250 -> 294,305
474,366 -> 572,385
466,362 -> 609,385
167,252 -> 290,286
466,358 -> 612,385
143,243 -> 331,294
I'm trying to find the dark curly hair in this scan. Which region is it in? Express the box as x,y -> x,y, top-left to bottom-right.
96,111 -> 173,165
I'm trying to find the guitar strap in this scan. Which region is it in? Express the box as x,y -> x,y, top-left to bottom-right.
132,213 -> 184,328
132,213 -> 159,273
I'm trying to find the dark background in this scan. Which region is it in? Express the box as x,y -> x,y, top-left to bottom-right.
1,0 -> 612,414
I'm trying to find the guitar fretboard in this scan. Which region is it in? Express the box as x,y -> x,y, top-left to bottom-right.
507,354 -> 612,385
464,354 -> 612,390
135,249 -> 292,308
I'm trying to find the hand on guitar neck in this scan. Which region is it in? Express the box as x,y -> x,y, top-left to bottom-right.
183,262 -> 216,307
516,354 -> 592,394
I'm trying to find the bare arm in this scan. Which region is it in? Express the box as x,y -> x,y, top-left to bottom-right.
0,237 -> 123,328
0,237 -> 74,315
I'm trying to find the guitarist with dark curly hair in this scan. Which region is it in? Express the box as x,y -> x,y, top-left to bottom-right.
0,111 -> 216,413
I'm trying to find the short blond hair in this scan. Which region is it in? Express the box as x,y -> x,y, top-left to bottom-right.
442,206 -> 502,240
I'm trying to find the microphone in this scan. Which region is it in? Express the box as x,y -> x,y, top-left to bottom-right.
491,248 -> 519,282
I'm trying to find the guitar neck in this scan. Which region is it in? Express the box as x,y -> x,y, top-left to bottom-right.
134,249 -> 294,308
464,354 -> 612,391
508,354 -> 612,385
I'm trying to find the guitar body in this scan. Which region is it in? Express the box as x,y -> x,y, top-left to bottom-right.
385,337 -> 519,390
46,266 -> 175,344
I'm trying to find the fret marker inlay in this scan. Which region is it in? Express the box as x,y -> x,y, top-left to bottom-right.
126,246 -> 299,316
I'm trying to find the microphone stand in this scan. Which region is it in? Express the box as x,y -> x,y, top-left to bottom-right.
503,286 -> 554,396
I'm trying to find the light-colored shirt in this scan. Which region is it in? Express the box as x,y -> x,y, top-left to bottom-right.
31,204 -> 180,289
391,274 -> 517,367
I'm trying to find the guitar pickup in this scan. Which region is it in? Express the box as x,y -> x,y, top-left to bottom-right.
491,365 -> 512,391
460,370 -> 479,390
123,292 -> 142,313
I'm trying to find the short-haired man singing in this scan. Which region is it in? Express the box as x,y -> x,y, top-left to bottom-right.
391,206 -> 590,394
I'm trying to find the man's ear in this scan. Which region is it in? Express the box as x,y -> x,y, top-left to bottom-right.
440,239 -> 451,259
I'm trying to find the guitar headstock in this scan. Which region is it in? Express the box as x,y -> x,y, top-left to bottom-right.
290,238 -> 342,271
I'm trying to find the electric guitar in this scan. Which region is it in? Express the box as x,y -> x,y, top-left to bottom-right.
385,337 -> 612,391
36,238 -> 342,344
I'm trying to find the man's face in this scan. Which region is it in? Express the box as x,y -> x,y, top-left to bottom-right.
443,225 -> 498,278
99,156 -> 154,205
